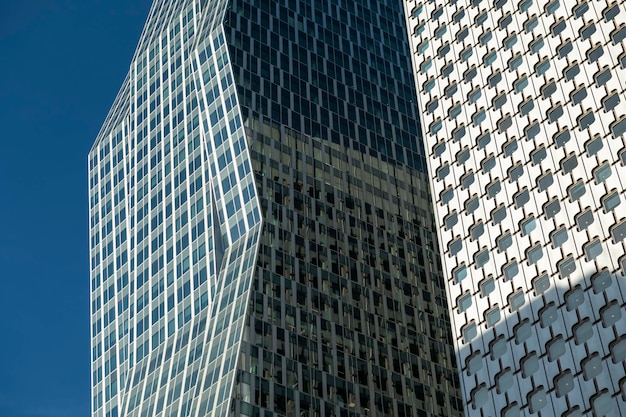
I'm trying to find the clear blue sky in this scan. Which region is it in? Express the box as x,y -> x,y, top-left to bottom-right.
0,1 -> 151,416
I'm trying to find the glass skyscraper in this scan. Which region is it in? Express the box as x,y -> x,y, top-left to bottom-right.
89,1 -> 462,417
403,0 -> 626,416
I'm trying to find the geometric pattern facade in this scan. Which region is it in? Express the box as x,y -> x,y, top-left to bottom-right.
403,0 -> 626,416
91,1 -> 462,417
89,1 -> 262,416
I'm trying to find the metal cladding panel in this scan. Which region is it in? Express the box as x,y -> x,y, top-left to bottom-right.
404,0 -> 626,416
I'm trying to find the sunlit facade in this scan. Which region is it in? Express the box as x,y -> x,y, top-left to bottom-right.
404,0 -> 626,416
89,1 -> 462,417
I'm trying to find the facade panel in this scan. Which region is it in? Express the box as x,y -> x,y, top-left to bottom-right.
404,0 -> 626,416
90,1 -> 461,417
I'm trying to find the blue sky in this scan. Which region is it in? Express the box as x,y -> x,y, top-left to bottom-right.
0,1 -> 151,416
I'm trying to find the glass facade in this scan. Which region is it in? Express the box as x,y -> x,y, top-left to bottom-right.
89,1 -> 461,417
404,0 -> 626,416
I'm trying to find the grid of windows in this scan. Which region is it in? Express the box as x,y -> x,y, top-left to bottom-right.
91,0 -> 462,417
404,0 -> 626,416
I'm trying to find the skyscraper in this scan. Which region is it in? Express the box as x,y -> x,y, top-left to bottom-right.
89,1 -> 462,417
403,0 -> 626,416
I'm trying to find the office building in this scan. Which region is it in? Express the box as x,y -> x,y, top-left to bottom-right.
89,1 -> 462,416
403,0 -> 626,416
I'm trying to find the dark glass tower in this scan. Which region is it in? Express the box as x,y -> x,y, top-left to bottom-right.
88,1 -> 462,417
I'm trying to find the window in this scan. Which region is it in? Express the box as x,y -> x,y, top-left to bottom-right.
493,93 -> 507,110
515,188 -> 530,208
554,129 -> 570,147
573,2 -> 589,18
601,191 -> 620,212
504,139 -> 518,157
524,14 -> 538,32
533,273 -> 550,295
465,195 -> 480,214
492,204 -> 507,224
575,208 -> 594,230
470,222 -> 484,241
531,146 -> 547,165
474,247 -> 489,267
593,162 -> 612,184
557,39 -> 573,58
594,66 -> 612,87
602,91 -> 620,111
509,291 -> 525,312
497,232 -> 512,252
461,171 -> 475,189
503,261 -> 519,280
477,131 -> 491,149
592,270 -> 612,293
537,171 -> 553,191
541,79 -> 557,99
444,211 -> 458,230
545,0 -> 560,14
550,226 -> 568,248
580,22 -> 596,40
456,146 -> 470,163
468,88 -> 482,104
543,198 -> 561,219
558,255 -> 576,278
479,31 -> 492,45
529,36 -> 544,53
539,302 -> 557,328
508,162 -> 524,182
457,292 -> 472,312
487,179 -> 501,198
485,306 -> 501,327
488,70 -> 502,88
482,154 -> 496,172
480,277 -> 495,297
526,244 -> 543,265
561,154 -> 578,174
565,285 -> 585,311
548,103 -> 564,123
521,216 -> 536,235
585,136 -> 603,156
571,87 -> 587,105
587,44 -> 604,63
514,75 -> 528,93
453,263 -> 467,282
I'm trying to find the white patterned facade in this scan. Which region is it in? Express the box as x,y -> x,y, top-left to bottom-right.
404,0 -> 626,416
89,1 -> 262,416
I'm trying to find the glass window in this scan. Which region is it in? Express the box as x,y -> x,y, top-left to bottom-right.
526,244 -> 543,265
509,291 -> 525,311
497,232 -> 512,252
487,179 -> 501,198
480,277 -> 495,296
537,171 -> 553,191
531,146 -> 547,165
543,199 -> 561,219
524,15 -> 538,32
453,264 -> 468,282
601,191 -> 620,212
482,154 -> 496,172
561,154 -> 578,174
533,273 -> 550,295
485,307 -> 501,327
575,209 -> 594,230
551,227 -> 568,248
593,162 -> 612,184
584,238 -> 603,261
457,292 -> 472,312
521,216 -> 536,235
557,39 -> 573,58
503,261 -> 519,280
